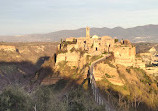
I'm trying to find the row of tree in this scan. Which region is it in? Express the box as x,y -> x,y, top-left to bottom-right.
0,85 -> 104,111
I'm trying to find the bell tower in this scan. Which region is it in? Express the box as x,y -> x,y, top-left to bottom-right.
86,27 -> 90,38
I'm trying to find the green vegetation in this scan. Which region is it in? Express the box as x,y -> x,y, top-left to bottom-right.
105,73 -> 113,78
102,51 -> 108,54
114,39 -> 119,43
136,54 -> 141,58
57,49 -> 68,54
146,63 -> 155,67
86,55 -> 91,61
104,60 -> 116,68
126,68 -> 131,73
91,44 -> 93,48
70,47 -> 76,52
78,49 -> 86,57
68,88 -> 104,111
133,67 -> 153,85
0,65 -> 18,75
0,84 -> 104,111
69,47 -> 87,56
97,65 -> 158,111
90,55 -> 103,63
0,86 -> 32,111
57,61 -> 81,80
61,39 -> 77,47
98,77 -> 130,96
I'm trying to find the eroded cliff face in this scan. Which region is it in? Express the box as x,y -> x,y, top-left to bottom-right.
0,42 -> 58,63
94,59 -> 156,87
94,59 -> 158,110
0,42 -> 58,90
54,51 -> 90,82
94,63 -> 124,86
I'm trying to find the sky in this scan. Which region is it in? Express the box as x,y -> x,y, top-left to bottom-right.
0,0 -> 158,35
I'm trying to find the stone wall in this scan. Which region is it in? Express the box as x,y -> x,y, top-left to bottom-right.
135,58 -> 146,69
56,53 -> 66,63
56,51 -> 86,68
114,46 -> 136,67
66,52 -> 80,67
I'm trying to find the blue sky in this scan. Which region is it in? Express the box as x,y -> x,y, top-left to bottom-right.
0,0 -> 158,35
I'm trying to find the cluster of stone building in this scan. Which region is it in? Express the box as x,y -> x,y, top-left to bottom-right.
140,47 -> 158,65
56,27 -> 145,69
139,47 -> 158,76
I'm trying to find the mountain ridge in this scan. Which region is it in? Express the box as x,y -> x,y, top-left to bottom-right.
0,24 -> 158,42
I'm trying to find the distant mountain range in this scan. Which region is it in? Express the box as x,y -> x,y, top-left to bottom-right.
0,24 -> 158,43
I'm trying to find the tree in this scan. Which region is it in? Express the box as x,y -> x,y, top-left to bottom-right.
67,87 -> 104,111
0,86 -> 32,111
32,86 -> 67,111
114,39 -> 119,43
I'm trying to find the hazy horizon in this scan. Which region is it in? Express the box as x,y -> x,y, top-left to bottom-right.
0,24 -> 157,36
0,0 -> 158,35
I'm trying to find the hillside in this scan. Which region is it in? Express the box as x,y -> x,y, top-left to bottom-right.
36,52 -> 158,111
95,60 -> 158,111
0,42 -> 58,90
0,24 -> 158,43
0,41 -> 157,111
134,43 -> 158,53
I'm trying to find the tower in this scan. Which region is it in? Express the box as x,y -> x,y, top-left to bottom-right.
86,27 -> 90,38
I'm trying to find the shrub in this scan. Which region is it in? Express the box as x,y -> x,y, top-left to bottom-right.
67,87 -> 104,111
90,55 -> 103,62
115,39 -> 119,43
70,47 -> 76,53
126,68 -> 130,73
0,86 -> 32,111
134,68 -> 152,85
57,49 -> 68,54
102,51 -> 108,54
33,86 -> 67,111
105,73 -> 112,78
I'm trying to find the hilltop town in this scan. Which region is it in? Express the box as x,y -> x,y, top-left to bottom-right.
1,0 -> 158,110
0,28 -> 157,111
56,27 -> 146,69
0,29 -> 157,111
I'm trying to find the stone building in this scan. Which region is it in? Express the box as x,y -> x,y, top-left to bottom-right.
114,45 -> 136,67
56,27 -> 144,68
140,47 -> 158,66
63,27 -> 115,54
